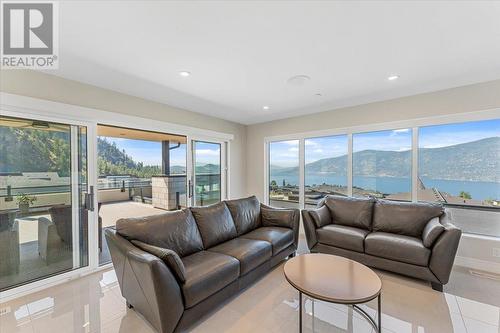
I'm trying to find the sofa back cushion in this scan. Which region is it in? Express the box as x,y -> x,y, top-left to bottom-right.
225,196 -> 261,235
116,209 -> 203,257
190,202 -> 238,248
323,195 -> 375,230
372,200 -> 444,237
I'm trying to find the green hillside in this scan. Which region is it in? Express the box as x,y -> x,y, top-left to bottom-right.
0,127 -> 219,177
0,126 -> 71,176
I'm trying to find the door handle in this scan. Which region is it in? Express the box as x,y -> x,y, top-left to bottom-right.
85,185 -> 95,211
188,180 -> 193,198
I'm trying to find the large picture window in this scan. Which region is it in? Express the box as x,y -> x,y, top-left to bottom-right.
304,135 -> 348,208
352,129 -> 412,200
418,119 -> 499,208
268,140 -> 300,208
266,117 -> 499,237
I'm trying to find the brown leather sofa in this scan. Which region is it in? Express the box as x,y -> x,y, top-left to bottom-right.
302,195 -> 461,292
105,196 -> 299,333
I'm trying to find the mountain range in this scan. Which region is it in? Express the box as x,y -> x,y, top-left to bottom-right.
271,137 -> 499,182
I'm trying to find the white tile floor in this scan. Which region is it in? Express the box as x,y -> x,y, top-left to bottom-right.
1,243 -> 500,333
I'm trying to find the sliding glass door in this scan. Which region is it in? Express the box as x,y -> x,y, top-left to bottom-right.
190,141 -> 222,206
0,115 -> 92,291
96,124 -> 187,265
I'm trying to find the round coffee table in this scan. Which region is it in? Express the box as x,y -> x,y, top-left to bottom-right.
284,253 -> 382,333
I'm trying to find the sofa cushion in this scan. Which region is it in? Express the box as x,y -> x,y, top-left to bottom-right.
116,209 -> 203,257
191,202 -> 238,248
131,240 -> 186,283
260,205 -> 297,229
208,238 -> 272,275
323,195 -> 375,230
309,205 -> 332,228
240,227 -> 293,255
181,251 -> 240,308
316,225 -> 369,253
422,217 -> 445,248
372,200 -> 444,237
225,196 -> 261,235
365,232 -> 431,266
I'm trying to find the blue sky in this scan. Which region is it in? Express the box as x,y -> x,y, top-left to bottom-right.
101,138 -> 221,167
194,141 -> 221,166
271,119 -> 499,167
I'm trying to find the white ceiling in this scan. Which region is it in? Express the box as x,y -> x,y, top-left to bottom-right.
50,1 -> 500,125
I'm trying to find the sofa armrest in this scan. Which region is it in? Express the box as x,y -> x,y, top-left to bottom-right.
429,211 -> 462,284
260,204 -> 300,249
422,217 -> 445,248
131,240 -> 186,283
105,228 -> 184,333
301,210 -> 318,250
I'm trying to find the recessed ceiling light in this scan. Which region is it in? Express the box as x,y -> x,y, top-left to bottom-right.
387,75 -> 399,81
263,106 -> 270,110
179,71 -> 191,77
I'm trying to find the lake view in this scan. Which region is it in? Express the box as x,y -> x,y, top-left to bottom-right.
270,172 -> 499,200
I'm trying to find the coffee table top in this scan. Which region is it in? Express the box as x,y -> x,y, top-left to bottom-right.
284,253 -> 382,304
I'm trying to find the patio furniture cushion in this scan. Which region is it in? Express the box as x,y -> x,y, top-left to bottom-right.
240,226 -> 293,255
116,209 -> 204,257
208,238 -> 272,275
225,196 -> 261,235
372,200 -> 444,237
49,205 -> 73,243
323,195 -> 375,230
181,251 -> 240,308
365,232 -> 431,266
131,240 -> 186,283
316,224 -> 369,252
191,202 -> 238,248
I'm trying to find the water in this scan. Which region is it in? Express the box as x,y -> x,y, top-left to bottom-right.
271,172 -> 499,200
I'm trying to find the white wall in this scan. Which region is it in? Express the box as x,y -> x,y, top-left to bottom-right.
246,79 -> 500,272
0,69 -> 247,199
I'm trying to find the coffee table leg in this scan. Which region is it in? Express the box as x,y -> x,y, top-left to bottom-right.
299,291 -> 302,333
312,298 -> 315,333
377,294 -> 382,333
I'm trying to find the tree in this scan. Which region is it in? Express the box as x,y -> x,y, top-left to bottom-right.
459,191 -> 472,199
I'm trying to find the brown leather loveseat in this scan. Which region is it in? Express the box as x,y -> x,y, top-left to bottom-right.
105,196 -> 299,333
302,195 -> 461,292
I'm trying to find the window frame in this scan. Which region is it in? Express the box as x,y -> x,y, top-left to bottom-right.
264,109 -> 500,212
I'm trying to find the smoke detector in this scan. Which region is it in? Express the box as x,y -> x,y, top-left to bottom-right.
287,75 -> 311,86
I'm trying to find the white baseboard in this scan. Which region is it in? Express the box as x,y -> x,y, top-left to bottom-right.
454,256 -> 500,275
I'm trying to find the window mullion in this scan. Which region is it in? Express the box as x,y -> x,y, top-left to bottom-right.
347,133 -> 353,196
412,127 -> 419,202
299,139 -> 305,209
